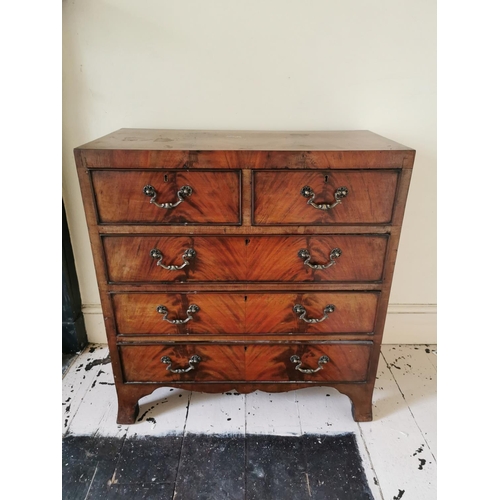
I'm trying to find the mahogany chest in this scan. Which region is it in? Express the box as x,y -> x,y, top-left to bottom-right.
74,129 -> 414,423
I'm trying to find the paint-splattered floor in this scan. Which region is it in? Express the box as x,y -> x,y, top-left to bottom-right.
62,344 -> 437,500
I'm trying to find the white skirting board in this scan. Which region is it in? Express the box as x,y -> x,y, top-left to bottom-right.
82,303 -> 437,344
383,304 -> 437,344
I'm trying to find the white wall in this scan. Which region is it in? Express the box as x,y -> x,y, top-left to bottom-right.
62,0 -> 436,344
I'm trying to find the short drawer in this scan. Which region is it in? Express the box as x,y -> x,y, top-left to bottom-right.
112,292 -> 378,335
253,170 -> 398,225
92,170 -> 241,224
103,234 -> 387,283
245,342 -> 372,382
119,344 -> 245,382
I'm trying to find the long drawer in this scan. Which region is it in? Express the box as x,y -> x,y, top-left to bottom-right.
111,292 -> 379,335
253,170 -> 399,225
92,170 -> 241,224
119,342 -> 372,383
103,234 -> 388,283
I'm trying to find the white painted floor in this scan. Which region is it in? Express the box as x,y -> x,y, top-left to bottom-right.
62,344 -> 437,500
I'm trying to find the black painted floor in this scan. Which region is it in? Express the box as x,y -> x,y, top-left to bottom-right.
62,433 -> 374,500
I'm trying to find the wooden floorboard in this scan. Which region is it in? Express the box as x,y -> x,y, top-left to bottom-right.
62,436 -> 125,500
246,390 -> 302,435
131,388 -> 191,438
357,347 -> 437,500
300,434 -> 375,500
186,391 -> 246,434
245,434 -> 308,500
174,435 -> 246,500
62,345 -> 111,435
62,344 -> 437,500
382,345 -> 437,459
62,434 -> 374,500
110,436 -> 183,486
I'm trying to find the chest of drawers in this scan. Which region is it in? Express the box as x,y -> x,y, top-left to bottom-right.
74,129 -> 414,424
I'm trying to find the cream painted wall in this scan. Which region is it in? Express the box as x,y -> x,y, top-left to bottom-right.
62,0 -> 436,344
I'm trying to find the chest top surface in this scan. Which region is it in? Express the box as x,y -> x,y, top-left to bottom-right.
76,128 -> 414,153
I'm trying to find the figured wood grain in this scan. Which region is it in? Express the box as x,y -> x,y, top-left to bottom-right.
82,149 -> 413,170
112,292 -> 378,335
92,170 -> 241,224
102,235 -> 247,282
245,292 -> 379,334
253,170 -> 399,225
245,234 -> 387,282
102,234 -> 387,283
245,343 -> 372,382
76,130 -> 414,170
111,293 -> 246,335
119,344 -> 245,382
119,342 -> 370,383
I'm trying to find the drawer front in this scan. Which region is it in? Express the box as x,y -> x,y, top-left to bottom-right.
253,170 -> 398,225
92,170 -> 241,224
112,292 -> 378,335
246,235 -> 387,282
112,293 -> 246,335
245,292 -> 378,334
245,343 -> 372,382
103,236 -> 247,283
120,344 -> 245,382
119,342 -> 371,383
103,234 -> 387,283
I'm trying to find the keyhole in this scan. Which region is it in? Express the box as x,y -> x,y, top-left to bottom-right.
245,239 -> 250,245
324,175 -> 329,183
164,174 -> 169,182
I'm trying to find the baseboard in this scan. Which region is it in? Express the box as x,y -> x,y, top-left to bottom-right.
384,304 -> 437,344
81,304 -> 107,344
81,303 -> 437,345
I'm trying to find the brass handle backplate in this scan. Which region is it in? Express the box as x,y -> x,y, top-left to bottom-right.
298,248 -> 342,270
143,184 -> 193,209
300,185 -> 348,211
161,354 -> 201,373
150,248 -> 196,271
156,304 -> 200,324
293,304 -> 335,324
290,355 -> 330,373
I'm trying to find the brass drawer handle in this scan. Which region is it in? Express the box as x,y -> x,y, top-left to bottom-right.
143,184 -> 193,209
300,185 -> 348,211
156,304 -> 200,324
293,304 -> 335,323
161,354 -> 201,373
150,248 -> 196,271
290,355 -> 330,373
298,248 -> 342,270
